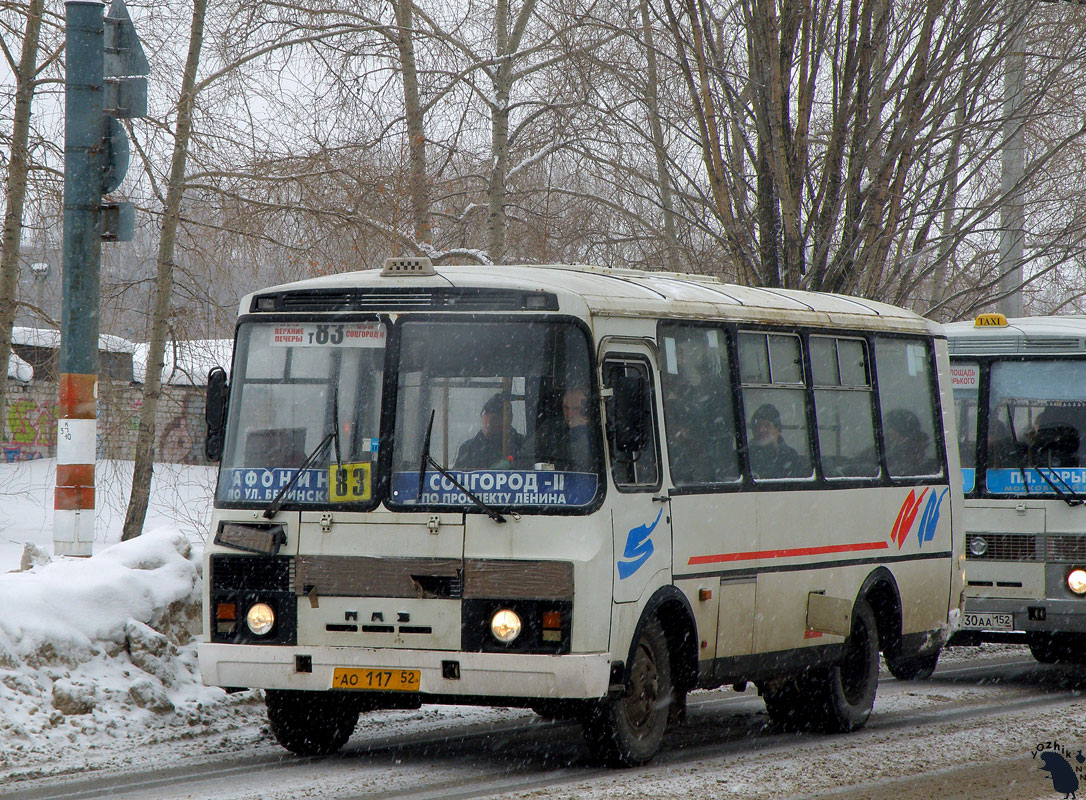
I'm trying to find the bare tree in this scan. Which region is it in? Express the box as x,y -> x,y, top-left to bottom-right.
654,0 -> 1086,310
0,0 -> 48,439
122,0 -> 208,540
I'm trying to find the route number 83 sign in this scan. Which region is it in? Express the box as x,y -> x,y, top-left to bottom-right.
329,463 -> 372,502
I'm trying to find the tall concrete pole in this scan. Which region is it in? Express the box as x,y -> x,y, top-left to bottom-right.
56,0 -> 105,557
998,15 -> 1025,318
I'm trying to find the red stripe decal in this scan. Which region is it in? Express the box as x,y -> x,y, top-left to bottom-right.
688,540 -> 889,566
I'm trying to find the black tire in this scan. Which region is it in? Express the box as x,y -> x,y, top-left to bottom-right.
808,599 -> 880,733
530,699 -> 581,721
1028,632 -> 1086,664
265,690 -> 360,756
582,618 -> 672,766
885,648 -> 940,680
760,678 -> 811,731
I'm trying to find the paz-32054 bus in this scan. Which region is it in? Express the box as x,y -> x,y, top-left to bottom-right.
199,258 -> 964,765
947,313 -> 1086,662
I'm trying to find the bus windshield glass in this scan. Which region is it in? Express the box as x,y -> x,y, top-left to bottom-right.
216,321 -> 387,509
986,360 -> 1086,495
389,318 -> 601,512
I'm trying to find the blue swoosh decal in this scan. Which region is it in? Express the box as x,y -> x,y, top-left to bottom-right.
618,509 -> 661,579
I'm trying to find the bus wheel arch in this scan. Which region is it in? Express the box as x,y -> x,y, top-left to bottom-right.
861,567 -> 942,680
582,587 -> 696,766
640,585 -> 699,696
859,567 -> 901,658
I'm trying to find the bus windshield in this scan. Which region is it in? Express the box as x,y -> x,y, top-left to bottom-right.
216,321 -> 387,509
389,318 -> 602,512
985,360 -> 1086,495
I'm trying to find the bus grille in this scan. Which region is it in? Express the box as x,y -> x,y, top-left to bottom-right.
967,533 -> 1040,561
1046,536 -> 1086,562
210,554 -> 293,593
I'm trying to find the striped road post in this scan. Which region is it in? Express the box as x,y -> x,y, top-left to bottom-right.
56,0 -> 104,557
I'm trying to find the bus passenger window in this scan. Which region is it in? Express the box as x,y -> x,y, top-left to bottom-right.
811,336 -> 878,478
659,324 -> 739,486
603,360 -> 660,489
738,332 -> 813,481
874,338 -> 943,478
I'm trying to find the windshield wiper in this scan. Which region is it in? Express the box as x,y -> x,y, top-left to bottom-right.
1032,465 -> 1085,507
1006,408 -> 1083,507
415,409 -> 508,523
263,431 -> 335,519
264,385 -> 343,519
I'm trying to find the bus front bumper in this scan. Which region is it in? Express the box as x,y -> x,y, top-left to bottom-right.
199,643 -> 613,699
960,596 -> 1086,634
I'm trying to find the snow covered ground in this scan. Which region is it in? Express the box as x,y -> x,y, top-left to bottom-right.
0,458 -> 269,780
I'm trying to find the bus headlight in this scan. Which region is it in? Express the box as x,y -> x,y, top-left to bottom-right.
1068,570 -> 1086,595
246,602 -> 276,636
490,609 -> 522,643
969,536 -> 988,557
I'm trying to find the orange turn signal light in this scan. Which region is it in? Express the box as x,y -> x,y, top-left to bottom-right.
216,602 -> 237,621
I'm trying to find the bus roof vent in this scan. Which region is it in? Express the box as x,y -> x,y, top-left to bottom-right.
382,256 -> 436,277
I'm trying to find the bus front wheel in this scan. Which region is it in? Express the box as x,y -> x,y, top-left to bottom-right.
810,599 -> 879,733
265,689 -> 360,756
582,617 -> 672,766
1028,632 -> 1086,664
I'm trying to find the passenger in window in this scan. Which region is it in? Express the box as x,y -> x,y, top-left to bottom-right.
559,386 -> 594,471
454,392 -> 526,469
884,408 -> 936,476
748,403 -> 804,479
1028,407 -> 1080,468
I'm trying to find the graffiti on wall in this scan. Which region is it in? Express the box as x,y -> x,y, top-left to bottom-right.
4,398 -> 58,462
158,394 -> 206,464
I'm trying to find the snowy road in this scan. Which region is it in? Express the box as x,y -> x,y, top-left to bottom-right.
4,647 -> 1085,800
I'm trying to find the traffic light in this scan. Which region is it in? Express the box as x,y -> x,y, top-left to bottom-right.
100,0 -> 148,241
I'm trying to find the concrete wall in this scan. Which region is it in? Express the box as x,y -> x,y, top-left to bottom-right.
3,380 -> 210,465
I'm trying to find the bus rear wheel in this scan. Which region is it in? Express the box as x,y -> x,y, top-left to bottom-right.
266,690 -> 360,756
885,648 -> 940,680
582,618 -> 672,766
809,599 -> 879,733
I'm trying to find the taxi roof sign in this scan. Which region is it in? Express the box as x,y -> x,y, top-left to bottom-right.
974,313 -> 1008,327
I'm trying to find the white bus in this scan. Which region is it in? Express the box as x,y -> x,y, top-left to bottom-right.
947,313 -> 1086,662
199,259 -> 964,765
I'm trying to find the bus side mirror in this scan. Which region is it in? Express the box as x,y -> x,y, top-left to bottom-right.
205,366 -> 229,462
612,374 -> 648,453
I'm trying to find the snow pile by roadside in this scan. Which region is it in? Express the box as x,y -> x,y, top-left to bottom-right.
0,527 -> 258,767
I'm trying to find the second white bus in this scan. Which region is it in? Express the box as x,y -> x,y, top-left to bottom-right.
948,313 -> 1086,662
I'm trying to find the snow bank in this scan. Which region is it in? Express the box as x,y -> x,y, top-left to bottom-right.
0,528 -> 243,760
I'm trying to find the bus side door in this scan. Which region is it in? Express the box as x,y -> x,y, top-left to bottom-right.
601,351 -> 673,606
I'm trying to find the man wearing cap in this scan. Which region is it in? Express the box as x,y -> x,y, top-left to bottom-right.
747,402 -> 804,479
455,393 -> 526,469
